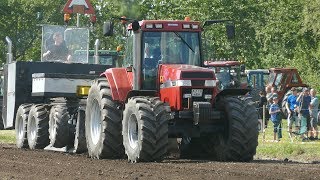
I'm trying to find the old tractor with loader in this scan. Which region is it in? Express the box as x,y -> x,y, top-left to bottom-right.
84,18 -> 258,162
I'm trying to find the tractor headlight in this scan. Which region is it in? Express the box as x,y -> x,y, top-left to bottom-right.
204,94 -> 212,99
205,80 -> 216,87
176,80 -> 192,87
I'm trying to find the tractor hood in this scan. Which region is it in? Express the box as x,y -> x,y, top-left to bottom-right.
159,64 -> 216,82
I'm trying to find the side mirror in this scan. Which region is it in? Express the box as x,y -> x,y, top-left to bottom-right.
132,20 -> 140,31
226,24 -> 235,39
103,21 -> 113,36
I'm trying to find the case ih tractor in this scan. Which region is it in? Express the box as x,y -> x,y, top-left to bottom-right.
267,68 -> 308,116
204,60 -> 246,90
84,18 -> 258,162
245,69 -> 269,102
2,25 -> 112,153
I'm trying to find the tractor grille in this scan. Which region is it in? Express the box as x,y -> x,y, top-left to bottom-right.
181,72 -> 213,79
181,88 -> 213,109
191,80 -> 205,86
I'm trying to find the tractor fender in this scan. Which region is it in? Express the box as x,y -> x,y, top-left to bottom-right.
100,68 -> 132,103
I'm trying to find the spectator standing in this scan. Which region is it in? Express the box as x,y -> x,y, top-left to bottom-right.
269,96 -> 282,142
258,90 -> 268,126
265,85 -> 272,127
286,87 -> 299,138
296,88 -> 311,141
309,89 -> 319,140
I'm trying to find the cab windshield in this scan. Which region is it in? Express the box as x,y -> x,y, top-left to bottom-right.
141,31 -> 201,89
142,32 -> 201,66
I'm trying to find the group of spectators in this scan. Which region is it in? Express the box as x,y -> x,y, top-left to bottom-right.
257,86 -> 319,142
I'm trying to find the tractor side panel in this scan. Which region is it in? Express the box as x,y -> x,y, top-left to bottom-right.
103,68 -> 132,102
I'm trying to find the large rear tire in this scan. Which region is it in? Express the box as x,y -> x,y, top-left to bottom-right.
73,109 -> 87,153
85,78 -> 124,159
215,97 -> 258,162
49,104 -> 70,148
27,104 -> 50,149
122,97 -> 169,162
15,104 -> 32,148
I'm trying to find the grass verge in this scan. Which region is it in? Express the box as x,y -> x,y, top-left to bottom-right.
0,130 -> 15,144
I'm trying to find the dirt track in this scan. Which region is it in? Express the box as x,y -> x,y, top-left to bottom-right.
0,143 -> 320,180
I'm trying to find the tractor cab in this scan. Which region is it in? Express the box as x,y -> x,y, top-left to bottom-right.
41,25 -> 89,64
204,60 -> 244,90
246,69 -> 269,90
267,68 -> 307,101
120,20 -> 202,91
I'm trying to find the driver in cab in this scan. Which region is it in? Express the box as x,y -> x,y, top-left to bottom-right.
43,32 -> 71,62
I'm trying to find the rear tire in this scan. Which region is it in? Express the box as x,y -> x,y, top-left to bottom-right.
85,78 -> 124,159
122,97 -> 169,162
215,97 -> 258,162
49,104 -> 70,148
73,109 -> 87,153
27,104 -> 50,149
15,104 -> 32,148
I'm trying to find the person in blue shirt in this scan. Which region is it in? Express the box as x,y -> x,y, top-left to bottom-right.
297,88 -> 312,141
286,87 -> 299,138
269,96 -> 282,142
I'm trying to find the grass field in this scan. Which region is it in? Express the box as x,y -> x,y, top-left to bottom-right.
255,119 -> 320,162
1,121 -> 320,162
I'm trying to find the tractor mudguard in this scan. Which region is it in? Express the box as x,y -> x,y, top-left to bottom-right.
101,68 -> 132,102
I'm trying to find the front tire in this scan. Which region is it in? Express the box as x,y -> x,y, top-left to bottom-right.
85,78 -> 124,159
122,97 -> 169,162
27,104 -> 50,149
15,104 -> 32,148
215,97 -> 258,162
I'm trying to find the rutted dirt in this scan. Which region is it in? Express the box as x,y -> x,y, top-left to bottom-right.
0,143 -> 319,180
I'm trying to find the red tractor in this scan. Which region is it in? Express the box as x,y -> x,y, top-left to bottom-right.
204,60 -> 246,90
267,68 -> 308,116
84,18 -> 258,162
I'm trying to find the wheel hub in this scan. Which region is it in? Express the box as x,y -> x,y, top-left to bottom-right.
128,114 -> 138,149
29,116 -> 37,142
90,100 -> 102,145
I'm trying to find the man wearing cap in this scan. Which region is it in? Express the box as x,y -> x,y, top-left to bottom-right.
296,88 -> 311,141
286,87 -> 299,138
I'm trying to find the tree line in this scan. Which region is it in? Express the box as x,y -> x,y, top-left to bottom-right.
0,0 -> 319,91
